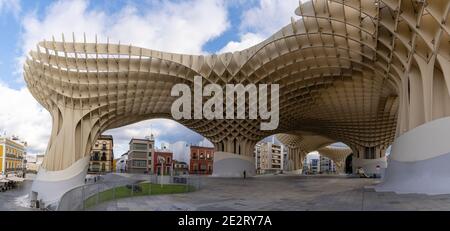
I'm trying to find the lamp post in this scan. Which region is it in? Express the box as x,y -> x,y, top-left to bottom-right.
158,156 -> 165,188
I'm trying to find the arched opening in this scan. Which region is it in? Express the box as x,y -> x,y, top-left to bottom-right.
254,135 -> 285,175
100,118 -> 213,176
305,142 -> 353,175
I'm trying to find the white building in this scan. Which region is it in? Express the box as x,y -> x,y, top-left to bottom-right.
319,155 -> 336,173
303,153 -> 336,174
255,142 -> 284,174
116,153 -> 128,173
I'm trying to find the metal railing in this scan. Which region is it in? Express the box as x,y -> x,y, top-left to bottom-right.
56,175 -> 202,211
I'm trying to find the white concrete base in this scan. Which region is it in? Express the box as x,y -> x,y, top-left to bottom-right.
285,169 -> 303,175
376,116 -> 450,195
31,156 -> 89,207
352,156 -> 387,175
212,152 -> 256,177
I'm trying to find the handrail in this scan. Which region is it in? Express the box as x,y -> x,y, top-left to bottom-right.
56,174 -> 201,211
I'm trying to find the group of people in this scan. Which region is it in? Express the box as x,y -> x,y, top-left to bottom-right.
84,175 -> 102,184
0,180 -> 16,192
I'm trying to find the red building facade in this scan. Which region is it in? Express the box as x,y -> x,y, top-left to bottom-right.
153,150 -> 173,175
189,146 -> 214,175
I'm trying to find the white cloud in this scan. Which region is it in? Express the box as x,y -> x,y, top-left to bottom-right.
0,82 -> 51,155
219,0 -> 300,53
198,137 -> 214,148
239,0 -> 299,36
219,32 -> 264,53
0,0 -> 20,17
305,151 -> 319,162
168,141 -> 190,163
20,0 -> 229,58
8,0 -> 229,157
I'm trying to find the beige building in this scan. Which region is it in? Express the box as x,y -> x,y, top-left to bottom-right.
127,135 -> 155,174
88,135 -> 114,174
0,136 -> 26,176
255,142 -> 284,174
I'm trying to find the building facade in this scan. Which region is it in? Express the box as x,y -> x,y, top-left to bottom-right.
189,146 -> 214,175
26,154 -> 44,173
319,156 -> 336,174
116,153 -> 128,173
153,150 -> 173,175
127,136 -> 154,174
255,142 -> 284,174
0,136 -> 26,176
173,160 -> 188,176
88,135 -> 114,174
310,158 -> 319,174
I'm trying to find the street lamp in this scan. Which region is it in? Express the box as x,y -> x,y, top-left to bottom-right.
158,156 -> 165,188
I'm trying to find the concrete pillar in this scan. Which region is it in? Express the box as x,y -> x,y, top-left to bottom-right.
376,116 -> 450,194
212,139 -> 257,177
32,105 -> 99,206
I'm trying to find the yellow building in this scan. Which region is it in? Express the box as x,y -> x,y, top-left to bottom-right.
112,159 -> 117,173
0,136 -> 26,175
88,135 -> 114,174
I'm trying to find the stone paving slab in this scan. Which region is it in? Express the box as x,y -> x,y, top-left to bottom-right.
87,175 -> 450,211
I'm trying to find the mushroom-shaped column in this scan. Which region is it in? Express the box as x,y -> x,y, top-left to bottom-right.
317,146 -> 352,174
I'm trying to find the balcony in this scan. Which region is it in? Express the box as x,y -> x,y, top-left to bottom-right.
91,156 -> 100,161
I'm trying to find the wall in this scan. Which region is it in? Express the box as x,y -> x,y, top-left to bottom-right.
212,152 -> 255,177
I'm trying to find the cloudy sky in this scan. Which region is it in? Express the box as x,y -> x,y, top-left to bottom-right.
0,0 -> 303,162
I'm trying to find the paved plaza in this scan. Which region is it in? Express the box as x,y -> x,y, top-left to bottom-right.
89,175 -> 450,211
3,174 -> 450,211
0,175 -> 35,211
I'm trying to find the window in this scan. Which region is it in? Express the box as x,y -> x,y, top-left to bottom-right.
133,143 -> 147,150
133,160 -> 147,167
91,163 -> 100,171
149,144 -> 153,149
167,157 -> 171,163
101,152 -> 107,161
200,153 -> 204,159
93,152 -> 99,161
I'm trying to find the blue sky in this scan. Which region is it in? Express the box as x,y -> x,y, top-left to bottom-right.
0,0 -> 302,161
